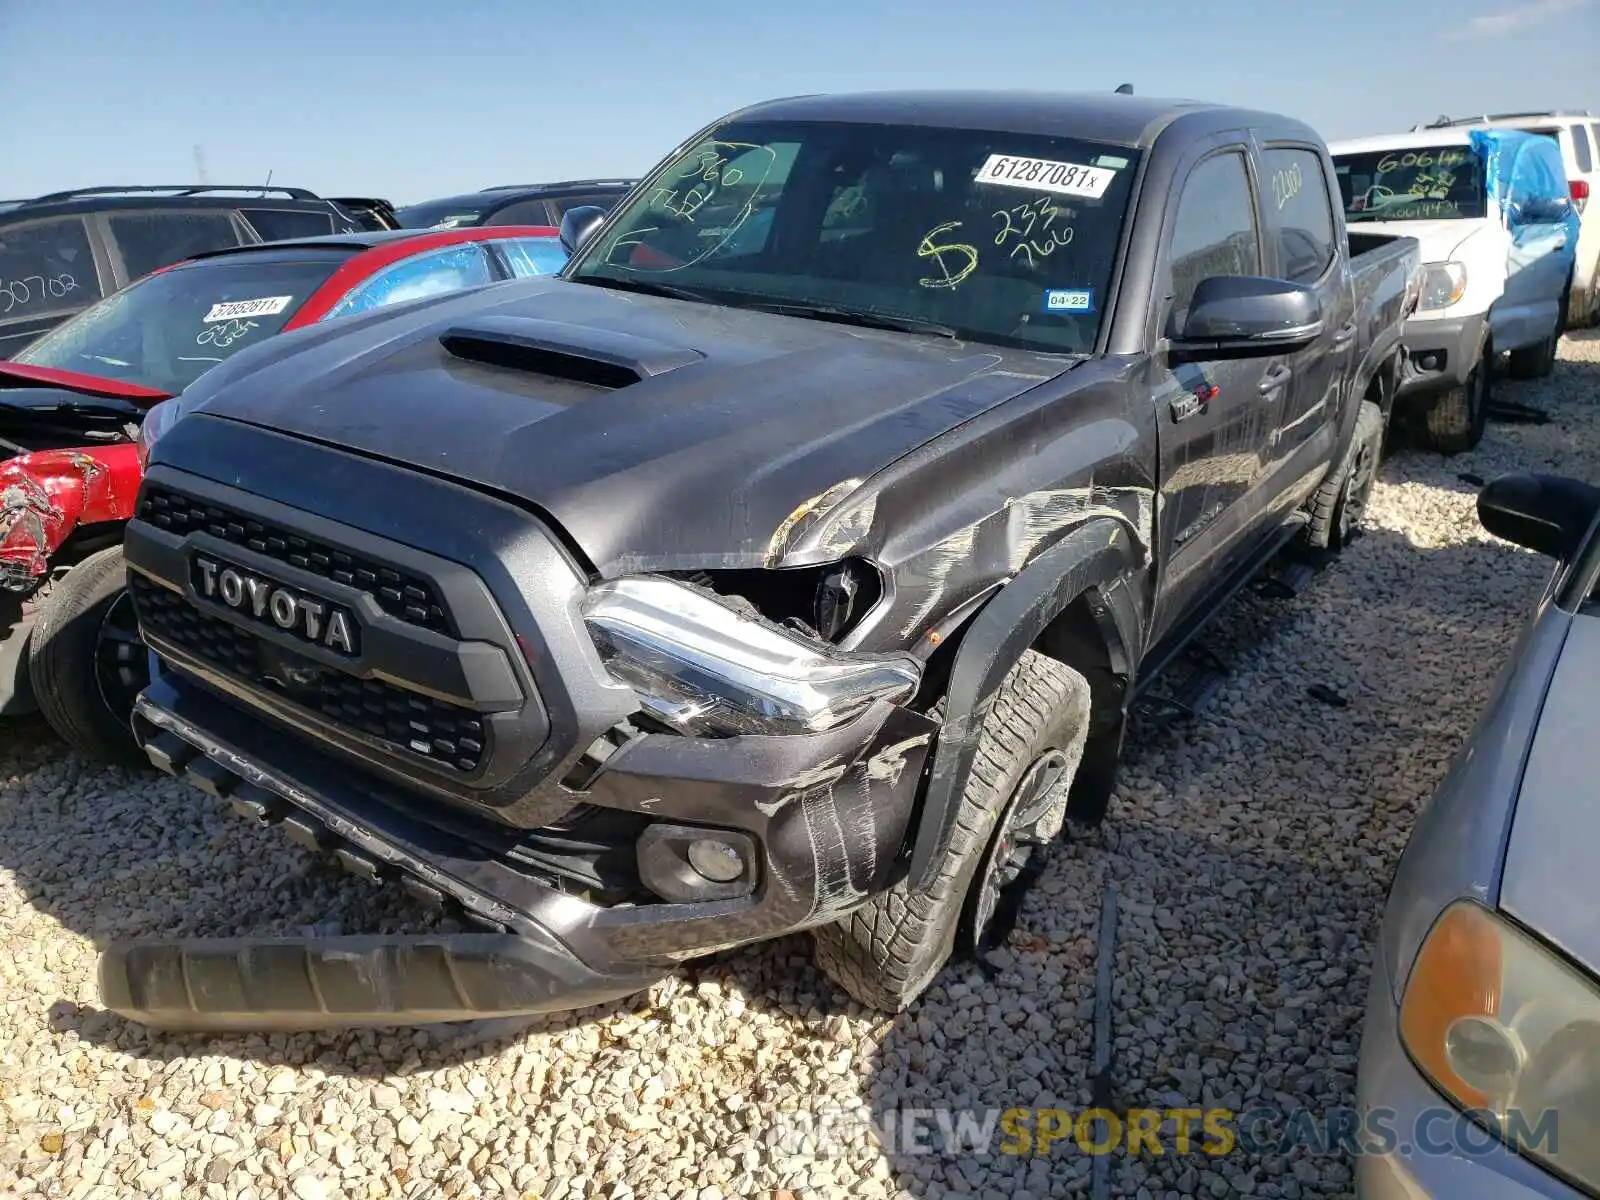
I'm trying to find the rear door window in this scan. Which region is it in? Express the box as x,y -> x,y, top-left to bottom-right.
324,243 -> 497,319
0,217 -> 103,322
241,208 -> 337,241
107,211 -> 244,280
1571,124 -> 1594,174
1262,147 -> 1337,282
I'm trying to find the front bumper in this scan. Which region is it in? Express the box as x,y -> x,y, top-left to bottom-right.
1394,310 -> 1487,400
1355,956 -> 1577,1199
108,665 -> 934,1029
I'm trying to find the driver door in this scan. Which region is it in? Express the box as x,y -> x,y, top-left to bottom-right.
1147,141 -> 1279,646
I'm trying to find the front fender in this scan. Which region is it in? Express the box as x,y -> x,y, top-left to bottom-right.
907,517 -> 1141,889
0,442 -> 142,585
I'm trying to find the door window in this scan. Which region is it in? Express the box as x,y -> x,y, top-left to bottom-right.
324,243 -> 496,319
1262,148 -> 1337,282
546,193 -> 626,220
1571,124 -> 1594,174
108,211 -> 243,279
484,199 -> 555,227
0,217 -> 102,322
498,237 -> 569,278
1168,151 -> 1262,324
1507,142 -> 1571,225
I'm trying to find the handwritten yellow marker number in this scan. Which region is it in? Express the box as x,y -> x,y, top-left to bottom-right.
917,221 -> 979,290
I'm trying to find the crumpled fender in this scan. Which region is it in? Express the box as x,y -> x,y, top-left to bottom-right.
0,443 -> 143,585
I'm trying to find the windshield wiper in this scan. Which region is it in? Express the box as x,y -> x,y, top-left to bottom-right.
746,302 -> 958,338
572,274 -> 717,303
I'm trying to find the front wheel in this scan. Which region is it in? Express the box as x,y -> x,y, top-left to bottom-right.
28,545 -> 150,765
1416,345 -> 1491,455
811,651 -> 1091,1011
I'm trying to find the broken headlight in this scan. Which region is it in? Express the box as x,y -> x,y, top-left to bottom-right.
582,575 -> 920,736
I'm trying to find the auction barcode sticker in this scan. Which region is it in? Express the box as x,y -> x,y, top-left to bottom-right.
204,296 -> 293,323
974,154 -> 1116,199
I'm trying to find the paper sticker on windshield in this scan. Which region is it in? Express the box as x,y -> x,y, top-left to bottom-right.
975,154 -> 1116,198
203,296 -> 292,323
1044,288 -> 1095,314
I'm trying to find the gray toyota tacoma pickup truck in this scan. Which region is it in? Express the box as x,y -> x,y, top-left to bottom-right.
103,90 -> 1421,1027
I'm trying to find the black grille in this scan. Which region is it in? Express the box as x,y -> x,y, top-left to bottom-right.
138,487 -> 451,635
131,575 -> 487,773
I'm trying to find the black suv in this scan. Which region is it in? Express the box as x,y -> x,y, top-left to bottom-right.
0,185 -> 364,357
393,179 -> 636,231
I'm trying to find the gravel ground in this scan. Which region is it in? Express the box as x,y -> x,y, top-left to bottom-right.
1,332 -> 1596,1200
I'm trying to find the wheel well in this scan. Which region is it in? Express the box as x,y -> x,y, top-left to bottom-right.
1033,595 -> 1124,728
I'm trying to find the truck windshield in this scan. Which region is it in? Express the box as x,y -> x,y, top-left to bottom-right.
1333,147 -> 1487,222
565,120 -> 1142,354
12,257 -> 340,395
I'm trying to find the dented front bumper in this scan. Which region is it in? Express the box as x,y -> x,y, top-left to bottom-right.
108,668 -> 937,1029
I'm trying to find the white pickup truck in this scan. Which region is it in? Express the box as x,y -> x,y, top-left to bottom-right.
1330,128 -> 1580,452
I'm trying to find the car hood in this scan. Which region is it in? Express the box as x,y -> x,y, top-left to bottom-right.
1351,218 -> 1494,265
173,277 -> 1076,574
1499,611 -> 1600,976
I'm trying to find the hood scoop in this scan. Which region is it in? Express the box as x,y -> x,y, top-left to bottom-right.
440,314 -> 705,392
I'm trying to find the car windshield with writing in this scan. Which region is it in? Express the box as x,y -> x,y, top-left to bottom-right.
1333,146 -> 1487,222
11,257 -> 341,395
565,121 -> 1143,354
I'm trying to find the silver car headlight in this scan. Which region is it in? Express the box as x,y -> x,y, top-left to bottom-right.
1418,261 -> 1468,311
582,575 -> 919,736
1400,901 -> 1600,1191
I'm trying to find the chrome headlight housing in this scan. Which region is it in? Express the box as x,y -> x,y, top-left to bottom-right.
1418,261 -> 1468,311
1400,901 -> 1600,1191
582,575 -> 919,736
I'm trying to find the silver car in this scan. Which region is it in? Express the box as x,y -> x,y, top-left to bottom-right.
1358,471 -> 1600,1198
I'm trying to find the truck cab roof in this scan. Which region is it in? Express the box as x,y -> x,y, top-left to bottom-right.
731,89 -> 1319,150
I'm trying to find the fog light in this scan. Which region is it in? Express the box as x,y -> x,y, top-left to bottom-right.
1418,352 -> 1442,371
688,839 -> 745,882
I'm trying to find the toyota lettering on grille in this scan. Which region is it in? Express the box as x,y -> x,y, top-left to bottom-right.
193,555 -> 359,655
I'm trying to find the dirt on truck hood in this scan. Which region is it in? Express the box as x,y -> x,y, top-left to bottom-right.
172,276 -> 1078,574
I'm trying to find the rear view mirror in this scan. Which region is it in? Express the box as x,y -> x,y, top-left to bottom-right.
1170,276 -> 1324,362
559,206 -> 608,256
1478,472 -> 1600,561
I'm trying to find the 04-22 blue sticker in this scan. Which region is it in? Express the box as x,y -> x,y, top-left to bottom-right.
1043,288 -> 1095,314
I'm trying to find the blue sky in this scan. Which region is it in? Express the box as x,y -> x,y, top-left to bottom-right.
1,0 -> 1593,205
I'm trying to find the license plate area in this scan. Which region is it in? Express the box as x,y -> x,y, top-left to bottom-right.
191,552 -> 362,657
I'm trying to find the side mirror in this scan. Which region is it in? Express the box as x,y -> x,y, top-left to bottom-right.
559,205 -> 608,256
1478,472 -> 1600,561
1170,276 -> 1324,362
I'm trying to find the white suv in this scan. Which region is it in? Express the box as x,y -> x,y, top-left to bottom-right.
1416,110 -> 1599,326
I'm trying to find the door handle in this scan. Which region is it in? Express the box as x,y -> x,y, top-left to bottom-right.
1258,364 -> 1292,395
1331,322 -> 1357,349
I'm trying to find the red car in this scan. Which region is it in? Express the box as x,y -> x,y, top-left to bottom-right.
0,224 -> 567,762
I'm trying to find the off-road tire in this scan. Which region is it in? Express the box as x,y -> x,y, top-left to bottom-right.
1304,400 -> 1384,551
29,546 -> 147,766
1416,345 -> 1490,455
811,651 -> 1091,1012
1507,330 -> 1559,380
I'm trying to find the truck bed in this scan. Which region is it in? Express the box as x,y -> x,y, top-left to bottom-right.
1347,230 -> 1423,397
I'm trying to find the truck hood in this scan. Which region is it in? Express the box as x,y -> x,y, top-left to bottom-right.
1351,218 -> 1494,265
1498,612 -> 1600,978
173,277 -> 1076,574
